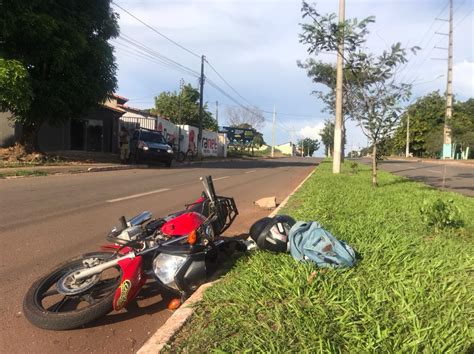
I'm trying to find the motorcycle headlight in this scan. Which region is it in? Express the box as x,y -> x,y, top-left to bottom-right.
152,253 -> 187,290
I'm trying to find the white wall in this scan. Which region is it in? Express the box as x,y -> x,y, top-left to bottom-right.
120,110 -> 226,158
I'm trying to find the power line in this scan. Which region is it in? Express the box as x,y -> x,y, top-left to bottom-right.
111,4 -> 322,120
204,58 -> 253,106
454,8 -> 473,28
396,1 -> 450,83
116,33 -> 200,78
111,1 -> 201,59
113,40 -> 199,79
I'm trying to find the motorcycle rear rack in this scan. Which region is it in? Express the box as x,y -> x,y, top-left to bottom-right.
212,196 -> 238,235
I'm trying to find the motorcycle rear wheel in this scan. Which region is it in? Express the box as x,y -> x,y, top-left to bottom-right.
23,252 -> 122,330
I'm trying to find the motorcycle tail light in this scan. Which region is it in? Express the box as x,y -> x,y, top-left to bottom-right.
152,253 -> 187,290
187,230 -> 197,245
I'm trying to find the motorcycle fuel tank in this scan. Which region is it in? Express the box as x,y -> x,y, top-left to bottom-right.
161,211 -> 206,237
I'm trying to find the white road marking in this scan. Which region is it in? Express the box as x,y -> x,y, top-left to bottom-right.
426,169 -> 442,174
106,188 -> 170,203
213,176 -> 230,181
245,170 -> 256,174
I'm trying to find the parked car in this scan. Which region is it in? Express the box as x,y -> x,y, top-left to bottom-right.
130,128 -> 174,167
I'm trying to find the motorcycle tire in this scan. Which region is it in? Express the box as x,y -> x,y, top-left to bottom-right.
23,252 -> 122,331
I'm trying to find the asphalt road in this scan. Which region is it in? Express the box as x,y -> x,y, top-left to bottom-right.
366,158 -> 474,197
0,157 -> 319,353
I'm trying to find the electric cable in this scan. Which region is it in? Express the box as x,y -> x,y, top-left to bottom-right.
111,1 -> 201,59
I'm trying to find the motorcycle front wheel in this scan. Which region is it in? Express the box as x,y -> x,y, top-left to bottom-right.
23,252 -> 122,330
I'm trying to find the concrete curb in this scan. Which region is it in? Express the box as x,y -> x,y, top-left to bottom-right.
384,157 -> 474,167
137,165 -> 318,353
0,156 -> 277,180
269,168 -> 316,217
86,164 -> 148,173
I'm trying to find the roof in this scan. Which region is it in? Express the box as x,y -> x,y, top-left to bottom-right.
118,104 -> 158,118
111,93 -> 129,104
103,105 -> 126,114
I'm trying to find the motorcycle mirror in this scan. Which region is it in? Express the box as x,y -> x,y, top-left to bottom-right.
119,216 -> 127,229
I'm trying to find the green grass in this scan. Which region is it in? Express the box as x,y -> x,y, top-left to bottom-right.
0,170 -> 48,178
171,161 -> 474,353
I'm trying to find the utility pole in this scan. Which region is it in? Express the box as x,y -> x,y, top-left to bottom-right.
301,139 -> 304,157
177,78 -> 184,155
215,101 -> 219,128
443,0 -> 454,159
405,113 -> 410,158
333,0 -> 345,173
198,55 -> 205,159
271,105 -> 276,158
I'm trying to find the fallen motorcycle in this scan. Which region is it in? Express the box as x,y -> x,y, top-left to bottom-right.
23,176 -> 245,330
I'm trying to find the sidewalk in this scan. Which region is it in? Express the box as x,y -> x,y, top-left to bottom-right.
0,162 -> 140,178
0,157 -> 246,178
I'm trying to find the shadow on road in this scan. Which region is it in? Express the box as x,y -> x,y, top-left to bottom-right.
84,238 -> 249,329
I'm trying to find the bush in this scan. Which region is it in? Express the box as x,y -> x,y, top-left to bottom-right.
420,198 -> 464,232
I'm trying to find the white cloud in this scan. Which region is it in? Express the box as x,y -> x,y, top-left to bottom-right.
299,122 -> 325,140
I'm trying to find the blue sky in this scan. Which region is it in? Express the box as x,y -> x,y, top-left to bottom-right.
111,0 -> 473,156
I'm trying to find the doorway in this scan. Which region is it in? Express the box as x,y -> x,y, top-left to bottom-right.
70,119 -> 103,151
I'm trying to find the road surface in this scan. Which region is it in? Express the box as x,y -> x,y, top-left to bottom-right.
364,158 -> 473,197
0,157 -> 319,353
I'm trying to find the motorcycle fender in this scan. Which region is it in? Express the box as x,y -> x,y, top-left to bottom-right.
113,255 -> 147,311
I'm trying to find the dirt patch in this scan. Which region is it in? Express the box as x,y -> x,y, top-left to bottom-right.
0,144 -> 51,164
0,145 -> 120,167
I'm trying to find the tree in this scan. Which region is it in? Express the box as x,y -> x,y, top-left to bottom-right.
298,138 -> 320,157
452,98 -> 474,158
251,133 -> 265,156
0,59 -> 32,118
299,2 -> 416,186
1,0 -> 119,151
320,119 -> 334,157
151,83 -> 217,131
319,118 -> 346,158
297,60 -> 353,159
347,48 -> 412,186
391,92 -> 473,158
226,106 -> 265,131
392,91 -> 445,157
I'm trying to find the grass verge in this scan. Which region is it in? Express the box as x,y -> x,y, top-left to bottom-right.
170,161 -> 473,352
0,170 -> 48,178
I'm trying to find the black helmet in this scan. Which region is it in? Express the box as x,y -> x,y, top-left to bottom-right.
249,215 -> 296,253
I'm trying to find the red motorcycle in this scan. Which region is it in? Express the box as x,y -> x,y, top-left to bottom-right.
23,176 -> 245,330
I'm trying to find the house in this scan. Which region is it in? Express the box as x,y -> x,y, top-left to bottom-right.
1,94 -> 228,158
0,94 -> 127,153
275,142 -> 297,156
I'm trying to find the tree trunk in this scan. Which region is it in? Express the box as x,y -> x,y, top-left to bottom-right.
20,122 -> 41,153
372,144 -> 378,187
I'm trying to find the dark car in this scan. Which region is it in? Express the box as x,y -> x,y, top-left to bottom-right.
130,128 -> 174,167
